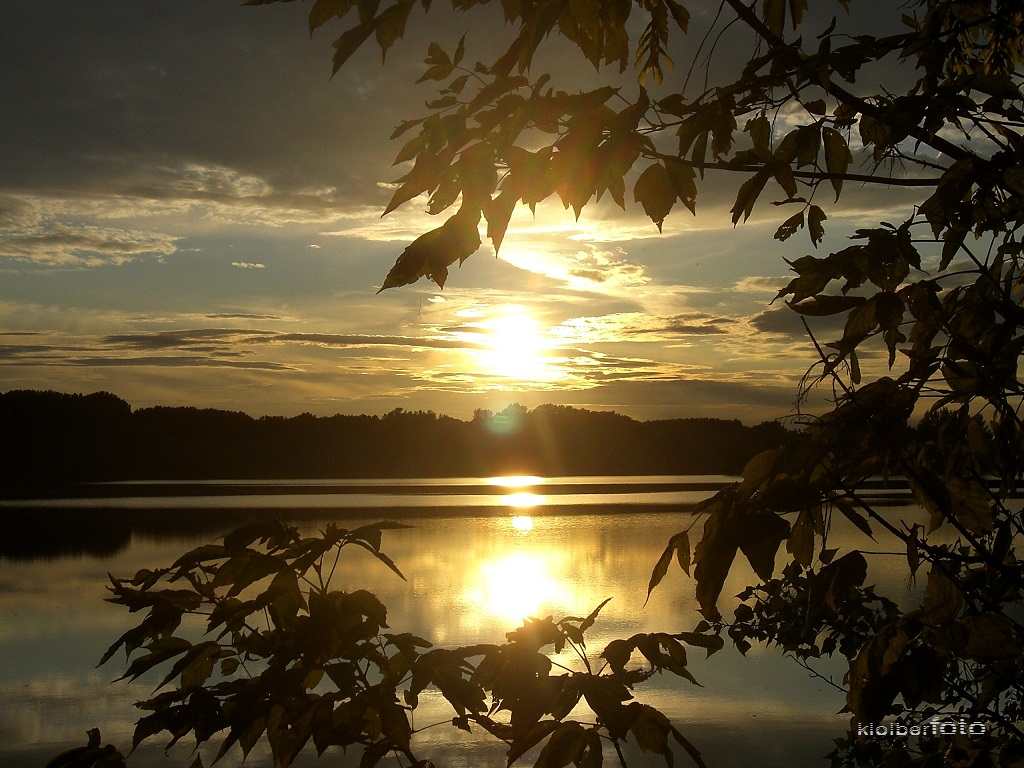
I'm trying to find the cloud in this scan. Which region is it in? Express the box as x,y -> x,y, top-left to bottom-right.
0,215 -> 178,267
748,305 -> 848,339
231,261 -> 267,269
555,312 -> 734,343
733,276 -> 789,293
99,328 -> 481,354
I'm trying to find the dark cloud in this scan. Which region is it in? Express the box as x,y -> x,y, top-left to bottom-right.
0,221 -> 178,266
657,313 -> 732,336
66,356 -> 296,371
748,306 -> 848,338
0,344 -> 65,359
99,328 -> 481,353
0,1 -> 460,215
269,332 -> 477,350
103,329 -> 274,350
205,313 -> 283,320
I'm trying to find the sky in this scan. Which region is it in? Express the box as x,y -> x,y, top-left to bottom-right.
0,0 -> 922,423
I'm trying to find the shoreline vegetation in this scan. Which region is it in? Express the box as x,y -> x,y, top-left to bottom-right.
0,389 -> 920,559
0,389 -> 793,486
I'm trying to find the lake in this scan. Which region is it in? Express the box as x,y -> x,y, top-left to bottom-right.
0,476 -> 922,768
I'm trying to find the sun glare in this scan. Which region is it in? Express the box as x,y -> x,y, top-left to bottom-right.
477,306 -> 557,382
489,475 -> 544,488
510,515 -> 534,532
502,492 -> 544,508
466,552 -> 567,623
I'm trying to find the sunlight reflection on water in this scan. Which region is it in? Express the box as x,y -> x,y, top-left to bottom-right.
0,483 -> 935,768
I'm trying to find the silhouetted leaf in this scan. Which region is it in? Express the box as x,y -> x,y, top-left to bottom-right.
379,209 -> 481,291
736,512 -> 790,581
775,210 -> 804,241
693,499 -> 738,620
822,127 -> 851,200
832,497 -> 874,539
730,170 -> 770,225
634,162 -> 676,231
808,204 -> 826,245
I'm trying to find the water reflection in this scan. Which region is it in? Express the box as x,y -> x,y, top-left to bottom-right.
0,502 -> 936,767
500,491 -> 545,508
510,515 -> 533,532
488,475 -> 544,488
465,551 -> 570,623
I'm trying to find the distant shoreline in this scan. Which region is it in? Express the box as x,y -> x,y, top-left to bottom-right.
0,477 -> 917,560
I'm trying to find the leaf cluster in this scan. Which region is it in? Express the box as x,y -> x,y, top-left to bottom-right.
251,0 -> 1024,294
82,516 -> 725,768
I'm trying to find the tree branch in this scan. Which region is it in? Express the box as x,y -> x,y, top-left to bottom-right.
722,0 -> 977,164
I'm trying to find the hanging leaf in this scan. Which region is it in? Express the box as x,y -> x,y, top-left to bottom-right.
730,170 -> 771,225
736,512 -> 790,581
786,508 -> 815,567
634,162 -> 676,232
808,204 -> 826,245
379,209 -> 481,291
693,499 -> 739,620
332,22 -> 378,75
822,127 -> 852,201
775,209 -> 804,241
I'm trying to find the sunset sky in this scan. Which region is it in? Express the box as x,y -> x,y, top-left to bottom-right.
0,1 -> 919,422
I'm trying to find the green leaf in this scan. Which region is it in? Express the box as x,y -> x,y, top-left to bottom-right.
958,614 -> 1018,660
745,114 -> 771,151
671,724 -> 707,768
923,566 -> 962,625
374,3 -> 411,62
483,191 -> 517,255
116,636 -> 192,683
818,551 -> 867,612
534,722 -> 587,768
453,33 -> 466,66
786,508 -> 814,567
629,704 -> 670,755
787,294 -> 865,316
664,158 -> 697,214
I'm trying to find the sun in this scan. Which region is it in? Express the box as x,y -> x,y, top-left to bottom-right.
478,306 -> 556,382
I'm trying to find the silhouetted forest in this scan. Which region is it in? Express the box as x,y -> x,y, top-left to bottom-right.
0,390 -> 794,486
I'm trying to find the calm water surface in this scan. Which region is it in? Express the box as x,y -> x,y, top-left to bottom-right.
0,477 -> 923,768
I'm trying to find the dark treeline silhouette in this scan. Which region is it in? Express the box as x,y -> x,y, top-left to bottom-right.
0,390 -> 793,485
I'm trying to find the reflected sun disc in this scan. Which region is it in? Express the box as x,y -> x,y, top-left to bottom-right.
511,515 -> 533,532
466,552 -> 567,623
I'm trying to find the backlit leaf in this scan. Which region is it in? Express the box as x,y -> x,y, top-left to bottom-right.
634,162 -> 676,232
730,170 -> 770,225
379,208 -> 481,291
822,127 -> 851,201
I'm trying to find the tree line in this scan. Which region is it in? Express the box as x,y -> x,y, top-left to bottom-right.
0,390 -> 792,485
